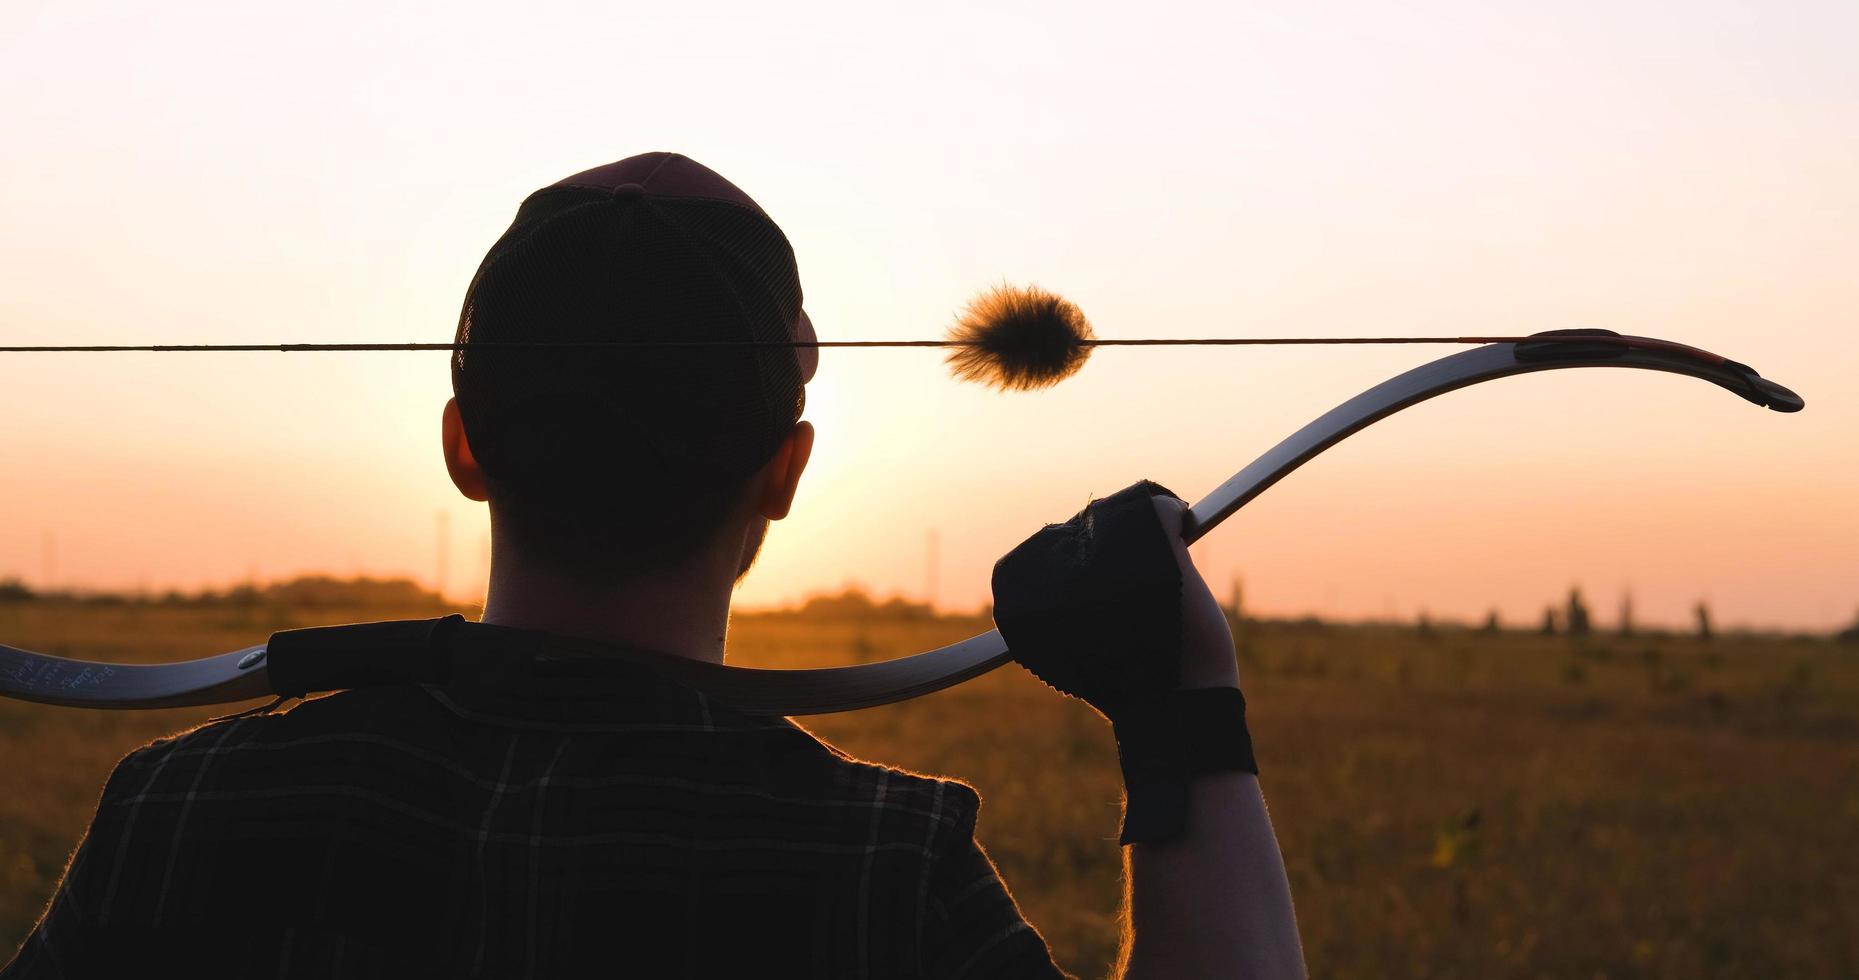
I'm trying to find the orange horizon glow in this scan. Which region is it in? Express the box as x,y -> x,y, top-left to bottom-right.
2,0 -> 1854,632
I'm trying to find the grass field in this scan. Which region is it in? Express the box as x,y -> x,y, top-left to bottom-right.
2,599 -> 1856,977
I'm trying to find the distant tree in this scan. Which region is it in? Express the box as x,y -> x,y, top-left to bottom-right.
1837,608 -> 1859,645
1482,609 -> 1501,633
796,588 -> 933,622
877,597 -> 935,621
1226,576 -> 1248,637
800,588 -> 876,619
1416,610 -> 1434,638
0,578 -> 33,603
1566,588 -> 1592,637
1695,601 -> 1714,641
1540,607 -> 1559,635
262,575 -> 445,609
1618,592 -> 1635,638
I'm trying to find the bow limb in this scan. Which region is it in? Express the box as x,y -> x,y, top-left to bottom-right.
1182,331 -> 1801,542
0,643 -> 273,710
0,332 -> 1802,715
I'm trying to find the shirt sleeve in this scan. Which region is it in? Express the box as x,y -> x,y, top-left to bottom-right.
922,833 -> 1075,980
1,743 -> 157,979
1,833 -> 108,979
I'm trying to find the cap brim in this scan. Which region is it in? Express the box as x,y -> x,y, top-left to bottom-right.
795,308 -> 818,382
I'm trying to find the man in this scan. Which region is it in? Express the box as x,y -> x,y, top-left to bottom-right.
5,154 -> 1303,978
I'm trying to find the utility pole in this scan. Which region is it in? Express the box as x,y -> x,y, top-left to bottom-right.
435,510 -> 450,601
925,529 -> 939,612
40,532 -> 56,592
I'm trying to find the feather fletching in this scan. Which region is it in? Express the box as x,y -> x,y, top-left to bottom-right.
945,284 -> 1094,391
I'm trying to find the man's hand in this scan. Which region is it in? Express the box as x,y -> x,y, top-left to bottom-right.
991,480 -> 1214,718
992,480 -> 1256,845
1147,494 -> 1240,691
993,481 -> 1307,980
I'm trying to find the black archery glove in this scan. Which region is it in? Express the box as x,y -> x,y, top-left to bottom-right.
991,480 -> 1257,845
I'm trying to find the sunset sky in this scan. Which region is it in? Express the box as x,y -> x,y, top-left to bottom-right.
1,0 -> 1854,631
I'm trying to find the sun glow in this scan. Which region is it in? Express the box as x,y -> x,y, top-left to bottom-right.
0,0 -> 1854,630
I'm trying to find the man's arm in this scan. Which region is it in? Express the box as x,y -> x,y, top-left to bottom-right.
1119,773 -> 1304,979
992,486 -> 1306,979
1116,495 -> 1305,979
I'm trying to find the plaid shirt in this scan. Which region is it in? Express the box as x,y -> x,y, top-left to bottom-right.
4,632 -> 1070,979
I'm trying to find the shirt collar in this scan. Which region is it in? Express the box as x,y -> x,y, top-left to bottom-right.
420,620 -> 798,734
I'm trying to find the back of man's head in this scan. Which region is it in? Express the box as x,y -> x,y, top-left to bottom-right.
451,153 -> 816,574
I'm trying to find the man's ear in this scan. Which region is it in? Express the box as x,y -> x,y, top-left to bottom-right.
442,398 -> 490,502
756,421 -> 815,521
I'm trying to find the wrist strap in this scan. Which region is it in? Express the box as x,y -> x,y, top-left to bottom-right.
1110,687 -> 1257,845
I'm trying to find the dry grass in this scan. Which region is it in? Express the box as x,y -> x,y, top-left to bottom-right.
2,601 -> 1856,977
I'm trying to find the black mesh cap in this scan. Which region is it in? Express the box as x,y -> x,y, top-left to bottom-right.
452,153 -> 816,491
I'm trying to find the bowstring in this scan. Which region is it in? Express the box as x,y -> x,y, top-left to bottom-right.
0,336 -> 1606,353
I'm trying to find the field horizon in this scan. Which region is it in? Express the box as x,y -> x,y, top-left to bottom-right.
3,591 -> 1856,976
4,572 -> 1851,643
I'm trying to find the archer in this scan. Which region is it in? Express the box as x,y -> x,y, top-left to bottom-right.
4,154 -> 1305,979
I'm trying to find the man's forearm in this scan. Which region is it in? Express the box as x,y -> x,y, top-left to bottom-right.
1117,772 -> 1306,980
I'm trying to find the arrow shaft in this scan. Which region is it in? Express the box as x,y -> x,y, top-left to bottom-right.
0,335 -> 1719,358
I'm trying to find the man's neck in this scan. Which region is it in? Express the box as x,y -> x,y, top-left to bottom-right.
477,535 -> 740,665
